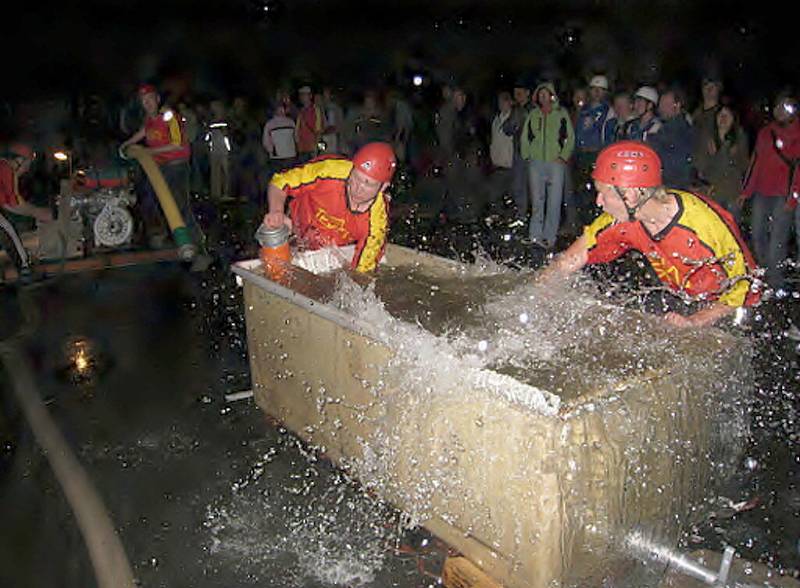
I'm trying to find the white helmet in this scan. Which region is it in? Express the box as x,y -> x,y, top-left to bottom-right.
589,75 -> 609,90
634,86 -> 659,105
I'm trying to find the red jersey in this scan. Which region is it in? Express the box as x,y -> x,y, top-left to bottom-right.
270,156 -> 389,272
742,119 -> 800,199
295,104 -> 322,154
0,159 -> 20,208
144,107 -> 190,165
583,190 -> 759,307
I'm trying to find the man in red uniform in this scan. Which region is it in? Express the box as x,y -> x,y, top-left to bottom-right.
1,143 -> 53,276
263,142 -> 396,272
121,83 -> 204,257
294,86 -> 323,162
540,141 -> 760,327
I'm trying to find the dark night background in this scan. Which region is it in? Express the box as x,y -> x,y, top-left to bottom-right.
6,1 -> 800,104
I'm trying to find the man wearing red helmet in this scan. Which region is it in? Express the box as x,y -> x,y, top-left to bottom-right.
263,142 -> 396,272
540,140 -> 759,327
121,83 -> 195,249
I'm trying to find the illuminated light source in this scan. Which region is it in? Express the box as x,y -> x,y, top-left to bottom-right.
162,109 -> 174,122
412,75 -> 423,87
53,150 -> 72,177
74,348 -> 90,374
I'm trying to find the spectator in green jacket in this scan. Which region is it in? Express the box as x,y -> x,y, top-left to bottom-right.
520,81 -> 575,249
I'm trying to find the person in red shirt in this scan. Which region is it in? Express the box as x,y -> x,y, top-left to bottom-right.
539,141 -> 760,328
294,86 -> 323,162
1,143 -> 53,275
263,142 -> 396,272
121,84 -> 206,266
738,95 -> 800,292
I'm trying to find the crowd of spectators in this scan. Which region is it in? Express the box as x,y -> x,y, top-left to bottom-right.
2,71 -> 800,291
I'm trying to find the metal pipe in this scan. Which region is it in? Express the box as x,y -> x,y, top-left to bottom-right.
627,530 -> 719,584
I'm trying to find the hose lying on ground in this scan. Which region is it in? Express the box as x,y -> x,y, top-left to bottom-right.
0,286 -> 137,588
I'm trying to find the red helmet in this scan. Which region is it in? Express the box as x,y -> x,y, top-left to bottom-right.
138,83 -> 158,96
352,142 -> 397,183
8,143 -> 35,161
592,141 -> 662,188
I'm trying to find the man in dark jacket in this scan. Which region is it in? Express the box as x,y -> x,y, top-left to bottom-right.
502,78 -> 533,220
650,87 -> 695,189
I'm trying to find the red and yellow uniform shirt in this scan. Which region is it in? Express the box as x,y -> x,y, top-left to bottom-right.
295,104 -> 323,154
270,156 -> 388,272
144,107 -> 190,165
583,190 -> 759,307
0,159 -> 21,208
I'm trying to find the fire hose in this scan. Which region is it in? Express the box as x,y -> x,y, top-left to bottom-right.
0,286 -> 136,588
122,144 -> 196,261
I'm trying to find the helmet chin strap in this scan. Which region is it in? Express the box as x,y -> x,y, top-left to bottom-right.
614,186 -> 655,222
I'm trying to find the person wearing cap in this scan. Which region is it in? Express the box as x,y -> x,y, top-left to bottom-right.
572,75 -> 616,229
262,142 -> 396,272
295,86 -> 323,162
739,94 -> 800,293
539,141 -> 759,327
692,77 -> 724,146
625,86 -> 663,143
520,81 -> 575,250
575,75 -> 615,155
120,83 -> 197,250
502,77 -> 534,219
0,143 -> 53,275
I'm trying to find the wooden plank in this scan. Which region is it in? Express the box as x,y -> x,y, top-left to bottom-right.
443,557 -> 503,588
2,248 -> 181,282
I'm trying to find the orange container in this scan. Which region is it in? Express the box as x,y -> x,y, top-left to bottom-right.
255,224 -> 291,281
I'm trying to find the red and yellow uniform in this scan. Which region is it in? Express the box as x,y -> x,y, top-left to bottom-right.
295,104 -> 323,154
0,159 -> 21,207
270,156 -> 389,272
144,107 -> 190,165
584,190 -> 759,307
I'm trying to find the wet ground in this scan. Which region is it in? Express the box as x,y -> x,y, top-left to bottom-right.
1,198 -> 799,586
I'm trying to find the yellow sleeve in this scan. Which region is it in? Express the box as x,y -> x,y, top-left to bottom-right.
165,110 -> 183,145
583,212 -> 616,250
270,158 -> 352,194
354,195 -> 388,272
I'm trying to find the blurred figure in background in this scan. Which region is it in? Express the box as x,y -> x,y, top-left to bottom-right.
206,99 -> 231,201
388,88 -> 414,163
0,143 -> 52,277
694,104 -> 749,219
295,86 -> 323,162
319,87 -> 344,155
625,86 -> 662,142
521,81 -> 575,249
503,78 -> 533,221
603,91 -> 635,144
740,94 -> 800,293
651,86 -> 694,189
489,90 -> 514,207
344,90 -> 387,154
